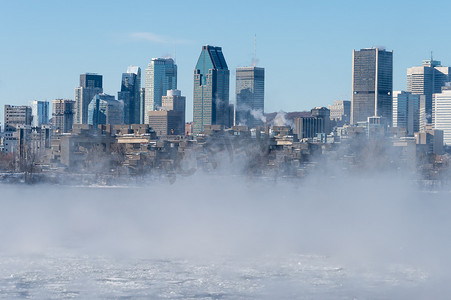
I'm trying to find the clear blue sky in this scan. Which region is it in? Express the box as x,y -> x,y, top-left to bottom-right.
1,0 -> 450,123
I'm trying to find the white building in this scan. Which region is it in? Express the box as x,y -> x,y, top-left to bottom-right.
433,87 -> 451,145
31,100 -> 49,127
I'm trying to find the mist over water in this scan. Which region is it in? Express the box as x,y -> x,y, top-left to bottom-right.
1,171 -> 451,299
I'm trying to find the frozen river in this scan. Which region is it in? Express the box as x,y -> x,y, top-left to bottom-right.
1,174 -> 450,298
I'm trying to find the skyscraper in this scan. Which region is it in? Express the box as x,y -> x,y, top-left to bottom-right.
351,48 -> 393,125
52,99 -> 75,133
193,45 -> 230,134
31,100 -> 49,127
144,58 -> 177,123
74,73 -> 103,124
118,66 -> 141,124
407,59 -> 450,124
235,66 -> 265,128
392,91 -> 420,136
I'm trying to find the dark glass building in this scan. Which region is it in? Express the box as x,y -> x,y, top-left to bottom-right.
351,48 -> 393,125
118,66 -> 141,124
75,73 -> 103,124
193,45 -> 230,134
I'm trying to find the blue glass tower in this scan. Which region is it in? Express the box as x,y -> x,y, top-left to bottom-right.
118,66 -> 141,124
193,45 -> 230,134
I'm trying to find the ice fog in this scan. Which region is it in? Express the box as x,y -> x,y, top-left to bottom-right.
1,170 -> 451,298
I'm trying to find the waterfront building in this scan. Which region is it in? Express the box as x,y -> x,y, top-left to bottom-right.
31,100 -> 49,127
118,66 -> 141,125
235,66 -> 265,128
407,59 -> 450,124
4,105 -> 32,132
88,94 -> 124,127
351,48 -> 393,125
52,99 -> 75,133
74,73 -> 103,124
193,45 -> 230,134
392,91 -> 420,136
144,58 -> 177,122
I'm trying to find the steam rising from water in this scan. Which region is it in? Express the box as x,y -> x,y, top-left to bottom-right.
1,173 -> 451,298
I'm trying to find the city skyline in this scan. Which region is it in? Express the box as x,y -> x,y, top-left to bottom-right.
2,1 -> 451,123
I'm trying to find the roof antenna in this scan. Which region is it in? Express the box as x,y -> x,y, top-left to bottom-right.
431,50 -> 433,61
174,43 -> 177,63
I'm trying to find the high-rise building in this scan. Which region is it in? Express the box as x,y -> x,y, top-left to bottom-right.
432,86 -> 451,146
392,91 -> 420,136
118,66 -> 141,125
235,66 -> 265,128
4,105 -> 32,132
31,100 -> 49,127
52,99 -> 75,133
294,107 -> 331,139
88,94 -> 124,127
144,58 -> 177,122
75,73 -> 103,124
193,45 -> 230,134
162,89 -> 186,125
407,59 -> 450,124
351,47 -> 393,125
148,110 -> 185,136
328,100 -> 351,125
140,88 -> 145,124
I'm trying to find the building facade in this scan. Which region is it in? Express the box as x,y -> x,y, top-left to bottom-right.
144,58 -> 177,122
407,59 -> 450,125
118,66 -> 141,125
74,73 -> 103,124
432,88 -> 451,145
4,105 -> 32,132
235,66 -> 265,128
88,94 -> 124,127
328,100 -> 351,125
53,99 -> 75,133
193,45 -> 230,134
31,100 -> 49,127
392,91 -> 420,136
351,48 -> 393,125
148,110 -> 184,136
162,89 -> 186,127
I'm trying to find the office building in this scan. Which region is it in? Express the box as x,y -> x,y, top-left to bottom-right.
235,66 -> 265,128
144,58 -> 177,122
294,107 -> 330,139
140,88 -> 145,124
75,73 -> 103,124
328,100 -> 351,125
148,110 -> 184,136
88,94 -> 124,127
31,100 -> 49,127
53,99 -> 75,133
351,48 -> 393,125
432,87 -> 451,145
162,89 -> 186,126
4,105 -> 32,132
392,91 -> 420,136
407,59 -> 450,124
193,45 -> 230,134
118,66 -> 141,125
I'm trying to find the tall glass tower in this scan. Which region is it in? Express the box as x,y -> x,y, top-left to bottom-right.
351,48 -> 393,125
193,45 -> 230,134
118,66 -> 141,124
74,73 -> 103,124
144,58 -> 177,124
235,66 -> 265,128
